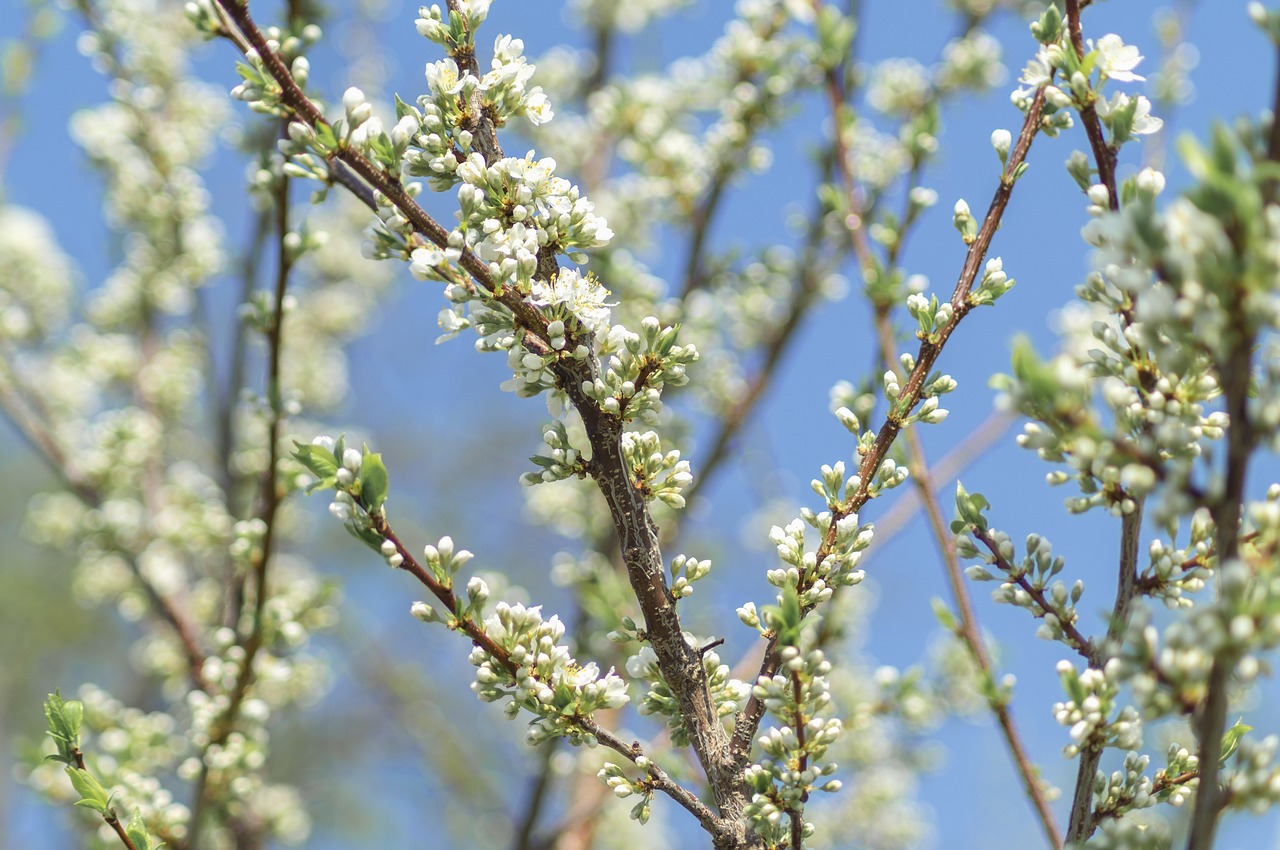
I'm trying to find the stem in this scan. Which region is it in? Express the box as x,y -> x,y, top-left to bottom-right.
1184,333 -> 1254,850
580,717 -> 730,841
682,191 -> 834,507
71,751 -> 143,850
1180,39 -> 1280,841
970,527 -> 1096,664
678,10 -> 789,298
220,208 -> 271,631
105,811 -> 142,850
512,743 -> 558,850
788,671 -> 808,850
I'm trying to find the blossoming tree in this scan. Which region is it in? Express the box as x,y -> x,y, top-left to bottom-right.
6,0 -> 1280,848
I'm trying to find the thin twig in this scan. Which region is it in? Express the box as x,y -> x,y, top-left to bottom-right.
969,526 -> 1096,665
882,331 -> 1063,848
512,743 -> 558,850
678,10 -> 789,298
851,50 -> 1059,828
1184,288 -> 1257,850
682,194 -> 835,507
70,750 -> 143,850
579,718 -> 730,841
189,112 -> 298,848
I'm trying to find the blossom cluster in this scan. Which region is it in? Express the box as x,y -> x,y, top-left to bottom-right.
743,647 -> 844,843
469,602 -> 630,745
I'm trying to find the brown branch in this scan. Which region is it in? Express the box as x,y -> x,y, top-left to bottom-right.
1094,768 -> 1200,823
1181,38 -> 1278,847
104,811 -> 142,850
512,743 -> 558,850
856,80 -> 1060,830
1185,309 -> 1256,850
0,357 -> 96,504
188,114 -> 298,849
444,0 -> 504,165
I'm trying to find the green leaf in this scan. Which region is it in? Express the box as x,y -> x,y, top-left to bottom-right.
62,700 -> 83,740
931,597 -> 958,632
126,809 -> 154,850
43,691 -> 82,761
1220,717 -> 1252,765
954,481 -> 990,533
769,586 -> 820,647
291,441 -> 338,479
394,93 -> 414,121
65,767 -> 110,813
358,445 -> 390,512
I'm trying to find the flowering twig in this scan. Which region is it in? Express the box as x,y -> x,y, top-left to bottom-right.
1064,0 -> 1118,210
190,106 -> 299,848
1065,500 -> 1144,846
839,27 -> 1061,830
678,8 -> 789,298
969,526 -> 1096,664
209,3 -> 746,831
1184,242 -> 1261,850
730,84 -> 1049,766
581,717 -> 730,840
